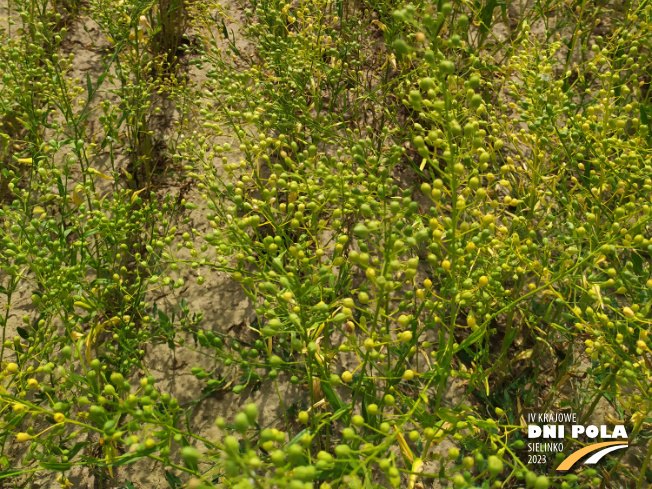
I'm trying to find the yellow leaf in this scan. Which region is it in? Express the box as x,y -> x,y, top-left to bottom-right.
408,459 -> 423,489
74,300 -> 94,311
312,322 -> 326,341
104,443 -> 116,477
123,169 -> 133,181
593,284 -> 603,309
644,355 -> 652,372
131,188 -> 146,204
98,191 -> 110,207
73,185 -> 83,206
17,158 -> 33,164
85,322 -> 106,363
630,411 -> 646,436
85,339 -> 92,364
555,373 -> 570,390
511,349 -> 533,363
429,421 -> 452,443
517,398 -> 527,428
371,19 -> 387,31
139,15 -> 152,30
394,426 -> 415,465
605,414 -> 624,426
87,168 -> 113,180
57,474 -> 74,487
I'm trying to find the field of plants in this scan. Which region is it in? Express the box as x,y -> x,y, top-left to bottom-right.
1,0 -> 652,487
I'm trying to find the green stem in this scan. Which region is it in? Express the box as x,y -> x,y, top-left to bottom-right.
636,436 -> 652,489
579,374 -> 614,425
434,69 -> 458,411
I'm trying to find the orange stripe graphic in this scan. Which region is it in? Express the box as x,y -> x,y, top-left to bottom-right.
557,441 -> 628,471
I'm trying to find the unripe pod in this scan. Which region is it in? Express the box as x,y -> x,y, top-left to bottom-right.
487,455 -> 503,477
180,446 -> 201,467
440,60 -> 455,74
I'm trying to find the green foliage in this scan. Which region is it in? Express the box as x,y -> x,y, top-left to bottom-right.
1,0 -> 652,488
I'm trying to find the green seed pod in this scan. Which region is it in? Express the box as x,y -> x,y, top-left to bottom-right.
452,474 -> 466,488
532,475 -> 548,489
409,90 -> 422,104
334,444 -> 351,457
110,372 -> 124,385
393,39 -> 410,58
269,355 -> 283,367
288,443 -> 304,465
88,405 -> 106,426
234,412 -> 249,433
424,50 -> 436,67
419,77 -> 436,90
469,94 -> 483,109
271,450 -> 285,466
61,345 -> 72,361
448,447 -> 460,459
53,402 -> 67,413
244,403 -> 258,424
487,455 -> 503,477
180,446 -> 200,467
383,394 -> 395,406
439,60 -> 455,74
294,465 -> 316,482
353,223 -> 369,238
223,435 -> 239,456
